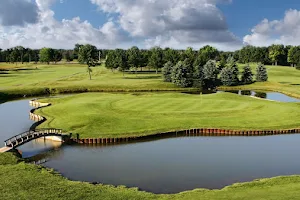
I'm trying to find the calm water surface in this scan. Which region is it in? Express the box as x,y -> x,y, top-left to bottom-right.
0,93 -> 300,193
0,99 -> 61,157
41,135 -> 300,193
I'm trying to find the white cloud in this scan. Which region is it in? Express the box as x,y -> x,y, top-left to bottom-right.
244,9 -> 300,46
90,0 -> 242,50
0,0 -> 127,49
0,0 -> 241,50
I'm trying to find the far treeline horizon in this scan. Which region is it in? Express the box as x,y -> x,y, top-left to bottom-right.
1,44 -> 300,68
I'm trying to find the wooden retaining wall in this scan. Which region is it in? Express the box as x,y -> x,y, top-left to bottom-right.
70,128 -> 300,144
29,100 -> 51,122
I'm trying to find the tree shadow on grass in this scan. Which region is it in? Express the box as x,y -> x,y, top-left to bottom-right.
290,84 -> 300,86
123,76 -> 161,80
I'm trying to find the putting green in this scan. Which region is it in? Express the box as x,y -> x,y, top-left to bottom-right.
36,92 -> 300,138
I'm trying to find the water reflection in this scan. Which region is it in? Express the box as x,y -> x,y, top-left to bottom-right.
32,134 -> 300,194
0,99 -> 62,157
183,90 -> 300,102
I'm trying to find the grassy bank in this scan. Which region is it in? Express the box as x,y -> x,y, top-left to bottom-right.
1,63 -> 300,100
2,152 -> 300,200
36,92 -> 300,138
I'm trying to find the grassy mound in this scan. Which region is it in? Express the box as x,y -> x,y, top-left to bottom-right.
36,92 -> 300,138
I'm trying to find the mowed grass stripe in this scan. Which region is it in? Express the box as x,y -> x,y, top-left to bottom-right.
36,92 -> 300,138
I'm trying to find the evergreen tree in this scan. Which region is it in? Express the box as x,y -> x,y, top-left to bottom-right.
220,67 -> 234,86
256,64 -> 268,82
218,55 -> 227,71
241,65 -> 253,84
193,63 -> 204,88
203,60 -> 219,89
171,60 -> 193,88
162,61 -> 173,82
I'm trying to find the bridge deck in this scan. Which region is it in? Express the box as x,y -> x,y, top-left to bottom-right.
1,129 -> 63,151
0,146 -> 13,153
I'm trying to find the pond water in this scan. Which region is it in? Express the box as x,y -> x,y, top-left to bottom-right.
40,135 -> 300,193
0,99 -> 61,157
183,90 -> 300,102
0,94 -> 300,194
219,90 -> 300,102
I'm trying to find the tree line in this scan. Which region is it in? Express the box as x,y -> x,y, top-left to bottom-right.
1,44 -> 300,71
162,56 -> 268,89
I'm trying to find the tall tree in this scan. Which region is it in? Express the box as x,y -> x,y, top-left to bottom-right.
78,44 -> 98,64
39,48 -> 53,64
241,65 -> 253,84
269,44 -> 285,66
149,47 -> 163,74
127,46 -> 141,74
256,64 -> 268,82
78,44 -> 98,80
16,46 -> 25,64
203,60 -> 219,89
105,50 -> 117,72
220,67 -> 234,86
288,46 -> 300,67
115,49 -> 129,76
162,61 -> 173,82
171,60 -> 193,88
53,49 -> 62,64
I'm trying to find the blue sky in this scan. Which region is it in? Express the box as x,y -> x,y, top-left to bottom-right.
1,0 -> 300,50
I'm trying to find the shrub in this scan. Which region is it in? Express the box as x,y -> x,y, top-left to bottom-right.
296,63 -> 300,70
162,61 -> 173,82
256,64 -> 268,82
241,65 -> 253,84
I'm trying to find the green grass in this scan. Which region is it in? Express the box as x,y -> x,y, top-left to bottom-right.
1,63 -> 300,99
0,63 -> 183,99
2,153 -> 300,200
36,92 -> 300,138
222,64 -> 300,98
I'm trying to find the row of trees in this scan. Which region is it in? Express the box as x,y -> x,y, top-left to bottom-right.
105,46 -> 220,75
0,45 -> 109,64
1,44 -> 300,70
237,45 -> 300,66
162,57 -> 268,89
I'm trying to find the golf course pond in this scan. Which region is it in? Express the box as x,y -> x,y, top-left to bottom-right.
0,91 -> 300,194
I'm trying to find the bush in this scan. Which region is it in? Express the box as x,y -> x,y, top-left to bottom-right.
241,65 -> 253,84
256,64 -> 268,82
162,61 -> 173,82
296,63 -> 300,70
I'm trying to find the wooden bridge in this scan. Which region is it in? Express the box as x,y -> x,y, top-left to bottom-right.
0,129 -> 63,153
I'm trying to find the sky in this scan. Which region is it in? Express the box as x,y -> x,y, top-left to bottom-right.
1,0 -> 300,51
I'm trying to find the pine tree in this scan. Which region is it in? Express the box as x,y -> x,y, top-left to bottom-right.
241,65 -> 253,84
256,64 -> 268,82
162,61 -> 173,82
171,60 -> 193,88
220,67 -> 234,86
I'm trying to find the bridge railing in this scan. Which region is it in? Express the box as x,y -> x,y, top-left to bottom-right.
4,128 -> 63,147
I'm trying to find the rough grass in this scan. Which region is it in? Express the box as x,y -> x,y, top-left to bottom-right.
0,63 -> 183,99
36,92 -> 300,138
2,153 -> 300,200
